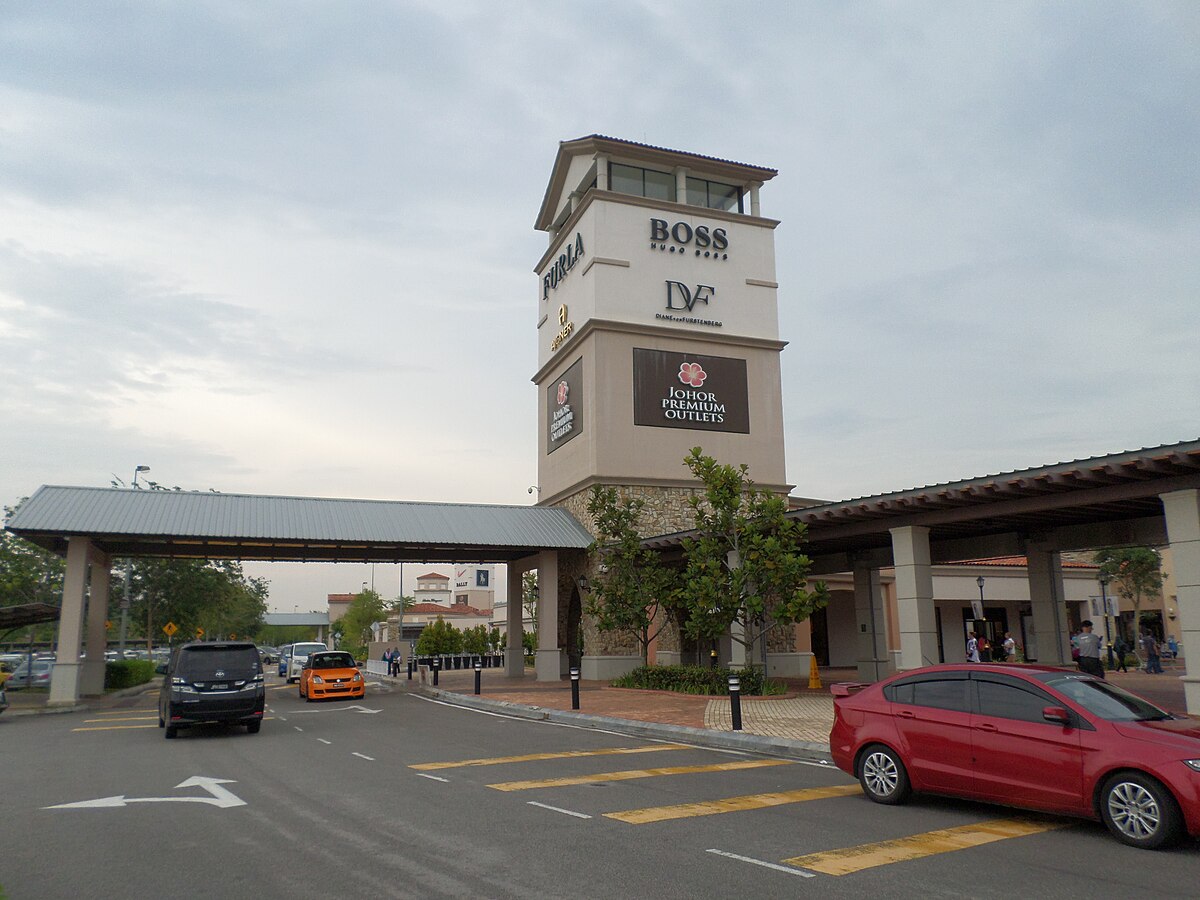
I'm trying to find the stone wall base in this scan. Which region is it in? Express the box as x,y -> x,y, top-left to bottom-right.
655,651 -> 683,666
580,654 -> 643,681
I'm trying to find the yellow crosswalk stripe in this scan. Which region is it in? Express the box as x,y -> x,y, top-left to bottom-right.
92,709 -> 156,716
784,817 -> 1068,875
606,783 -> 862,824
83,716 -> 158,723
410,744 -> 691,771
72,716 -> 275,732
488,759 -> 791,792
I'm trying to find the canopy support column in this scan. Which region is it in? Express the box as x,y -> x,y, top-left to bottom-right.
80,549 -> 112,695
49,537 -> 94,706
535,550 -> 561,681
1161,489 -> 1200,714
890,526 -> 938,670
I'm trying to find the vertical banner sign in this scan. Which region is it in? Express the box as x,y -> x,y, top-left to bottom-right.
547,357 -> 584,453
633,348 -> 750,433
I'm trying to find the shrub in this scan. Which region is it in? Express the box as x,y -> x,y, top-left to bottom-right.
611,664 -> 782,696
104,659 -> 157,691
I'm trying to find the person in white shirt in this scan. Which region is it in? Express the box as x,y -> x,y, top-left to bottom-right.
1002,631 -> 1017,662
966,632 -> 980,663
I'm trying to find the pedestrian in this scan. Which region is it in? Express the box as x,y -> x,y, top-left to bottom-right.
1167,635 -> 1179,659
1072,620 -> 1105,679
382,646 -> 393,677
1002,631 -> 1017,663
966,631 -> 980,663
1113,635 -> 1130,673
391,646 -> 401,677
1141,631 -> 1164,674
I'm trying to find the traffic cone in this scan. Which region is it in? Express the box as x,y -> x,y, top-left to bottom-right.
808,655 -> 822,690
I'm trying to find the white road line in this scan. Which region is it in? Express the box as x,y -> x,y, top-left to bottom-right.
352,752 -> 375,761
527,801 -> 592,820
294,726 -> 303,732
317,738 -> 332,745
277,716 -> 287,722
706,849 -> 815,878
417,773 -> 449,782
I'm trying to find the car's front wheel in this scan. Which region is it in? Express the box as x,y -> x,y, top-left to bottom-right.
1100,772 -> 1183,849
858,744 -> 911,805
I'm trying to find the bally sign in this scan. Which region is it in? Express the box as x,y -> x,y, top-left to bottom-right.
633,348 -> 749,434
547,357 -> 584,452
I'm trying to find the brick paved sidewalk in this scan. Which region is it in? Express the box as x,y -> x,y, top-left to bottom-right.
401,667 -> 848,742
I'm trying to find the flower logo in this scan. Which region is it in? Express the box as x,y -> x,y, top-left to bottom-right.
556,381 -> 569,405
678,362 -> 707,388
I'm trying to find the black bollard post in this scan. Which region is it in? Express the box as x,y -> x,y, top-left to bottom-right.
432,657 -> 440,687
728,674 -> 742,731
474,660 -> 482,695
407,658 -> 413,681
570,667 -> 580,710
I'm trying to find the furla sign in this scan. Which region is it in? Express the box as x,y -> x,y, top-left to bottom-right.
542,232 -> 585,300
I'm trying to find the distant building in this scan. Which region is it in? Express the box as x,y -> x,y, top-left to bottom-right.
453,564 -> 496,612
326,593 -> 355,624
413,572 -> 451,607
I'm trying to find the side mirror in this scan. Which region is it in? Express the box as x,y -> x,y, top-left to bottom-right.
1042,706 -> 1071,726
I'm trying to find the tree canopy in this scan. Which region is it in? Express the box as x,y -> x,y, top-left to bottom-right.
586,485 -> 681,665
1095,547 -> 1163,633
331,589 -> 393,658
679,448 -> 827,668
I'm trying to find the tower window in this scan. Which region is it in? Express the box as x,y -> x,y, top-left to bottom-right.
609,163 -> 676,203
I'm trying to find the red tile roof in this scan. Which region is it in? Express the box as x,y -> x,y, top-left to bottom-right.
957,556 -> 1098,570
417,572 -> 449,581
406,603 -> 491,617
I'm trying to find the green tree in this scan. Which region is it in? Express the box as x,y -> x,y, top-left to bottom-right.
335,589 -> 392,659
586,485 -> 681,665
128,557 -> 267,647
1,500 -> 65,646
415,616 -> 464,655
679,448 -> 828,670
1096,547 -> 1163,638
461,623 -> 489,656
488,626 -> 502,653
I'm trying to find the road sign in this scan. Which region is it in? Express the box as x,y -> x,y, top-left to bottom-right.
105,620 -> 112,630
229,633 -> 236,639
196,627 -> 205,638
162,622 -> 178,637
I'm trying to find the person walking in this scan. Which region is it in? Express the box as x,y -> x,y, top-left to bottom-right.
1167,635 -> 1179,660
966,631 -> 981,663
1112,635 -> 1130,673
1002,631 -> 1017,663
1141,631 -> 1164,674
1072,620 -> 1105,679
391,646 -> 401,677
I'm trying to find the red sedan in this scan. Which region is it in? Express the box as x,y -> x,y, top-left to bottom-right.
830,664 -> 1200,849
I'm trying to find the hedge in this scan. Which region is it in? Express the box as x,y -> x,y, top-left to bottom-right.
611,664 -> 783,696
104,659 -> 157,691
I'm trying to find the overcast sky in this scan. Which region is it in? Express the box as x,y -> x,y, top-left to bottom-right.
2,2 -> 1196,610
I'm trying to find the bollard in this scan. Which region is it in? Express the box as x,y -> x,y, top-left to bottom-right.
728,674 -> 742,731
474,659 -> 482,695
570,667 -> 581,710
432,657 -> 440,687
406,659 -> 413,681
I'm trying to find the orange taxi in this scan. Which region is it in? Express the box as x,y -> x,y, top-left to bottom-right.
298,650 -> 366,702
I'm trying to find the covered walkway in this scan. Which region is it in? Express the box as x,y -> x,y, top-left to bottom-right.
6,486 -> 595,705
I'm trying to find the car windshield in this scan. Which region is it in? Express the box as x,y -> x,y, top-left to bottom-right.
292,643 -> 325,657
312,653 -> 356,669
1034,672 -> 1172,722
176,648 -> 261,679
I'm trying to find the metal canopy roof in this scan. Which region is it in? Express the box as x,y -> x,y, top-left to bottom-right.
645,440 -> 1200,562
6,486 -> 594,564
0,602 -> 60,631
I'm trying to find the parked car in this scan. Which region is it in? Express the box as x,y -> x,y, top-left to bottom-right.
298,651 -> 365,702
285,642 -> 327,683
5,660 -> 53,689
830,663 -> 1200,850
258,645 -> 279,665
277,645 -> 292,678
158,641 -> 265,739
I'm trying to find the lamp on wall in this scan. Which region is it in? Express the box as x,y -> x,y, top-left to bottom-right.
577,575 -> 590,592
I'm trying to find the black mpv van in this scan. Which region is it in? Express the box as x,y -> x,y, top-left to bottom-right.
159,641 -> 265,739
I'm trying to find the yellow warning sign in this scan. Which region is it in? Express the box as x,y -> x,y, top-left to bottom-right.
195,627 -> 205,638
162,622 -> 178,637
105,620 -> 112,630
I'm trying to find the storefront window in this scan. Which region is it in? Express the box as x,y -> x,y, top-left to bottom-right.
609,163 -> 676,202
687,176 -> 743,212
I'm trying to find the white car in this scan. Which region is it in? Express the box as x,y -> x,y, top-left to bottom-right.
285,642 -> 327,683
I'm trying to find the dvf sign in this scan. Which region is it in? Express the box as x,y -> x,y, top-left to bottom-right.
665,281 -> 715,312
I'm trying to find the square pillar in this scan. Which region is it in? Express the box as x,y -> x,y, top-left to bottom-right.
1026,546 -> 1071,665
854,564 -> 889,681
534,550 -> 561,681
81,550 -> 112,696
1161,489 -> 1200,713
49,537 -> 92,706
506,563 -> 525,677
890,526 -> 938,670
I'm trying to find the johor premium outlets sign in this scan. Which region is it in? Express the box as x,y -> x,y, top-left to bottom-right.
547,357 -> 584,452
633,348 -> 749,433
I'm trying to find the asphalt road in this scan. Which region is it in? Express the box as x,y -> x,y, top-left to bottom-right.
2,674 -> 1197,899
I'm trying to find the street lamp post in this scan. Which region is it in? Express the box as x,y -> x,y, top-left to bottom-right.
1100,575 -> 1114,669
119,465 -> 150,655
976,576 -> 986,661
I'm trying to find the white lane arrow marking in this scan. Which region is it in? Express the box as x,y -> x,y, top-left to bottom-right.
290,704 -> 381,715
44,776 -> 247,810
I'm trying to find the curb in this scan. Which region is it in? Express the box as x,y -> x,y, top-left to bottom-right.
411,683 -> 835,764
